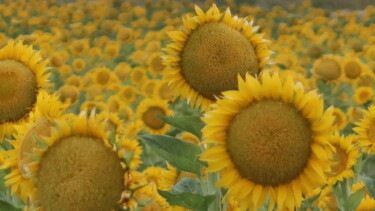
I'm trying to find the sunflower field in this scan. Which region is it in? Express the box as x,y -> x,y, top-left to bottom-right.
0,0 -> 375,210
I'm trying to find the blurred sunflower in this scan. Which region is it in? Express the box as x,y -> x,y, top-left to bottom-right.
164,4 -> 271,110
326,133 -> 360,185
354,87 -> 374,105
332,108 -> 348,130
354,105 -> 375,153
200,72 -> 334,210
136,99 -> 173,135
312,55 -> 342,81
0,40 -> 50,138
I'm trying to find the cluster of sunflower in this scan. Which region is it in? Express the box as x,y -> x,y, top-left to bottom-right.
0,0 -> 375,210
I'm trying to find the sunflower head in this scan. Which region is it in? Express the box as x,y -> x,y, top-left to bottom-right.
164,4 -> 272,110
0,40 -> 50,138
200,72 -> 335,210
136,99 -> 173,135
312,55 -> 342,81
22,114 -> 140,210
326,133 -> 360,185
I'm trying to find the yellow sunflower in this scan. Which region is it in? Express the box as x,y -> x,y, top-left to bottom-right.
354,105 -> 375,153
124,120 -> 143,140
332,108 -> 348,130
0,92 -> 68,202
97,111 -> 125,135
17,114 -> 141,210
354,86 -> 374,105
312,55 -> 342,81
120,85 -> 137,104
200,72 -> 335,210
357,194 -> 375,211
143,162 -> 178,191
326,133 -> 360,185
164,4 -> 271,110
136,99 -> 173,135
0,40 -> 51,138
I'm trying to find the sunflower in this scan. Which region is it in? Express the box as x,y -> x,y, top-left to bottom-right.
66,75 -> 82,88
354,105 -> 375,153
119,105 -> 134,122
348,107 -> 364,124
354,87 -> 374,105
107,95 -> 123,113
131,67 -> 147,86
136,99 -> 173,135
58,84 -> 80,105
72,58 -> 86,72
124,120 -> 143,139
0,92 -> 68,202
97,111 -> 125,135
164,4 -> 271,110
141,79 -> 158,98
120,85 -> 137,104
155,80 -> 175,102
143,162 -> 178,191
147,52 -> 165,76
326,133 -> 360,185
332,108 -> 348,130
115,62 -> 132,82
200,72 -> 335,210
357,195 -> 375,211
19,114 -> 141,210
103,43 -> 120,59
0,40 -> 51,138
312,55 -> 342,81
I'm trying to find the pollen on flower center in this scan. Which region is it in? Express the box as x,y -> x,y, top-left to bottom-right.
36,136 -> 125,211
142,106 -> 166,130
226,100 -> 312,186
180,22 -> 259,100
0,60 -> 37,124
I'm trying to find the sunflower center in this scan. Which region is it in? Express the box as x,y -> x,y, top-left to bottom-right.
36,136 -> 125,211
0,60 -> 37,124
327,145 -> 348,176
180,22 -> 259,100
18,117 -> 52,176
344,61 -> 361,79
97,70 -> 110,85
150,56 -> 164,72
314,59 -> 341,80
142,106 -> 165,130
226,100 -> 312,186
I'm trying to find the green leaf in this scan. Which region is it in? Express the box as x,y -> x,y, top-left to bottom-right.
344,188 -> 364,211
332,182 -> 344,210
171,178 -> 202,195
139,135 -> 203,176
123,151 -> 134,166
158,115 -> 205,139
0,200 -> 21,211
300,190 -> 321,209
158,190 -> 215,211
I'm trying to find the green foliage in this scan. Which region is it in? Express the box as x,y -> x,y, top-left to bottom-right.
138,134 -> 204,176
171,178 -> 203,195
158,115 -> 205,139
0,170 -> 23,211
